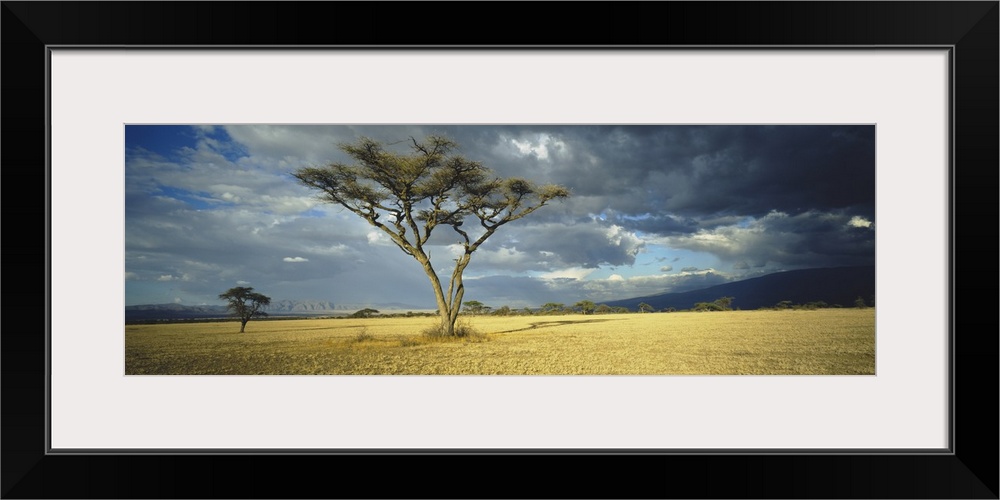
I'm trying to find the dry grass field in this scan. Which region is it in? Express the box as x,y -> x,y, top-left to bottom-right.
124,309 -> 875,375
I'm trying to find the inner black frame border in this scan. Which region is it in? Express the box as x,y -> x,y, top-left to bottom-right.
3,2 -> 996,498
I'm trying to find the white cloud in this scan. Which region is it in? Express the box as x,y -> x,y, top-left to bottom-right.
605,225 -> 644,256
659,265 -> 673,272
654,209 -> 875,269
453,245 -> 565,274
283,257 -> 309,263
220,192 -> 241,203
236,280 -> 250,285
259,195 -> 315,215
539,267 -> 595,280
532,270 -> 733,303
367,231 -> 392,246
127,139 -> 320,217
848,216 -> 873,228
156,273 -> 193,282
509,133 -> 566,161
124,272 -> 139,280
221,124 -> 349,165
303,243 -> 351,256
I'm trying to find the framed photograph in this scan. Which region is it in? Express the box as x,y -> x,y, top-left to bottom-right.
5,2 -> 996,498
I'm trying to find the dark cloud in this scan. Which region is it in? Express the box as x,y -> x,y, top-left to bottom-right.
125,125 -> 875,306
497,222 -> 644,269
336,124 -> 876,232
661,210 -> 876,269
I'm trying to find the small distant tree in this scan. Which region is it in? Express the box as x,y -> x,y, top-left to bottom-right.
854,296 -> 867,308
574,300 -> 596,315
594,304 -> 613,315
541,302 -> 564,314
774,300 -> 794,310
351,308 -> 380,318
693,301 -> 724,312
463,300 -> 487,315
713,296 -> 734,310
218,286 -> 271,333
638,302 -> 654,314
493,305 -> 512,316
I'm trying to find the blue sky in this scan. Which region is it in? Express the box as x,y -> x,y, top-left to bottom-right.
124,125 -> 875,309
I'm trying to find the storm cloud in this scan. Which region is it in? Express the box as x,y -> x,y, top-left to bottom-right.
125,125 -> 875,307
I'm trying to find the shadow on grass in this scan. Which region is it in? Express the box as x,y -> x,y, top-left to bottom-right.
496,318 -> 621,334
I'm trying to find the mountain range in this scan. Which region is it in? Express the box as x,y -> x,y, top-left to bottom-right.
603,265 -> 875,311
125,266 -> 875,321
124,300 -> 431,322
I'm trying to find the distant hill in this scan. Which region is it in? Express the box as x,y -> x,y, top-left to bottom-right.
124,303 -> 231,321
602,266 -> 875,311
125,299 -> 433,322
266,300 -> 337,314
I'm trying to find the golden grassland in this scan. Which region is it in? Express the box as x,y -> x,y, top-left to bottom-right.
124,309 -> 875,375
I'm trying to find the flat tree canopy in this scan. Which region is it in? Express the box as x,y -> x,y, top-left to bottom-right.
219,286 -> 271,333
293,136 -> 569,336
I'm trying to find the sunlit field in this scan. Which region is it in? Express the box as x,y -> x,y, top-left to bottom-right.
125,309 -> 875,375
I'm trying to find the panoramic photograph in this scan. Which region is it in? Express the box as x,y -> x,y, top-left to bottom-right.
124,125 -> 876,375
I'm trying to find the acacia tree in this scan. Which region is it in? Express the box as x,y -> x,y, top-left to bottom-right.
713,296 -> 734,310
218,286 -> 271,333
293,136 -> 569,337
574,300 -> 596,315
351,308 -> 380,318
462,300 -> 487,315
541,302 -> 565,314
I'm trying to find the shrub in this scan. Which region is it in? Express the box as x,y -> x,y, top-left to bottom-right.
352,326 -> 375,343
693,301 -> 725,312
398,336 -> 421,347
421,319 -> 488,342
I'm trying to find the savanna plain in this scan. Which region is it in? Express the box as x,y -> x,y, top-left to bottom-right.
125,309 -> 875,375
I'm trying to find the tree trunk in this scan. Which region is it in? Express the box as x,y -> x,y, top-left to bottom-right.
240,320 -> 247,333
442,255 -> 471,336
414,253 -> 458,336
439,313 -> 455,336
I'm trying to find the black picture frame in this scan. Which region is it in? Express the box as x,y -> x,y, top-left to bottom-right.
3,2 -> 997,498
